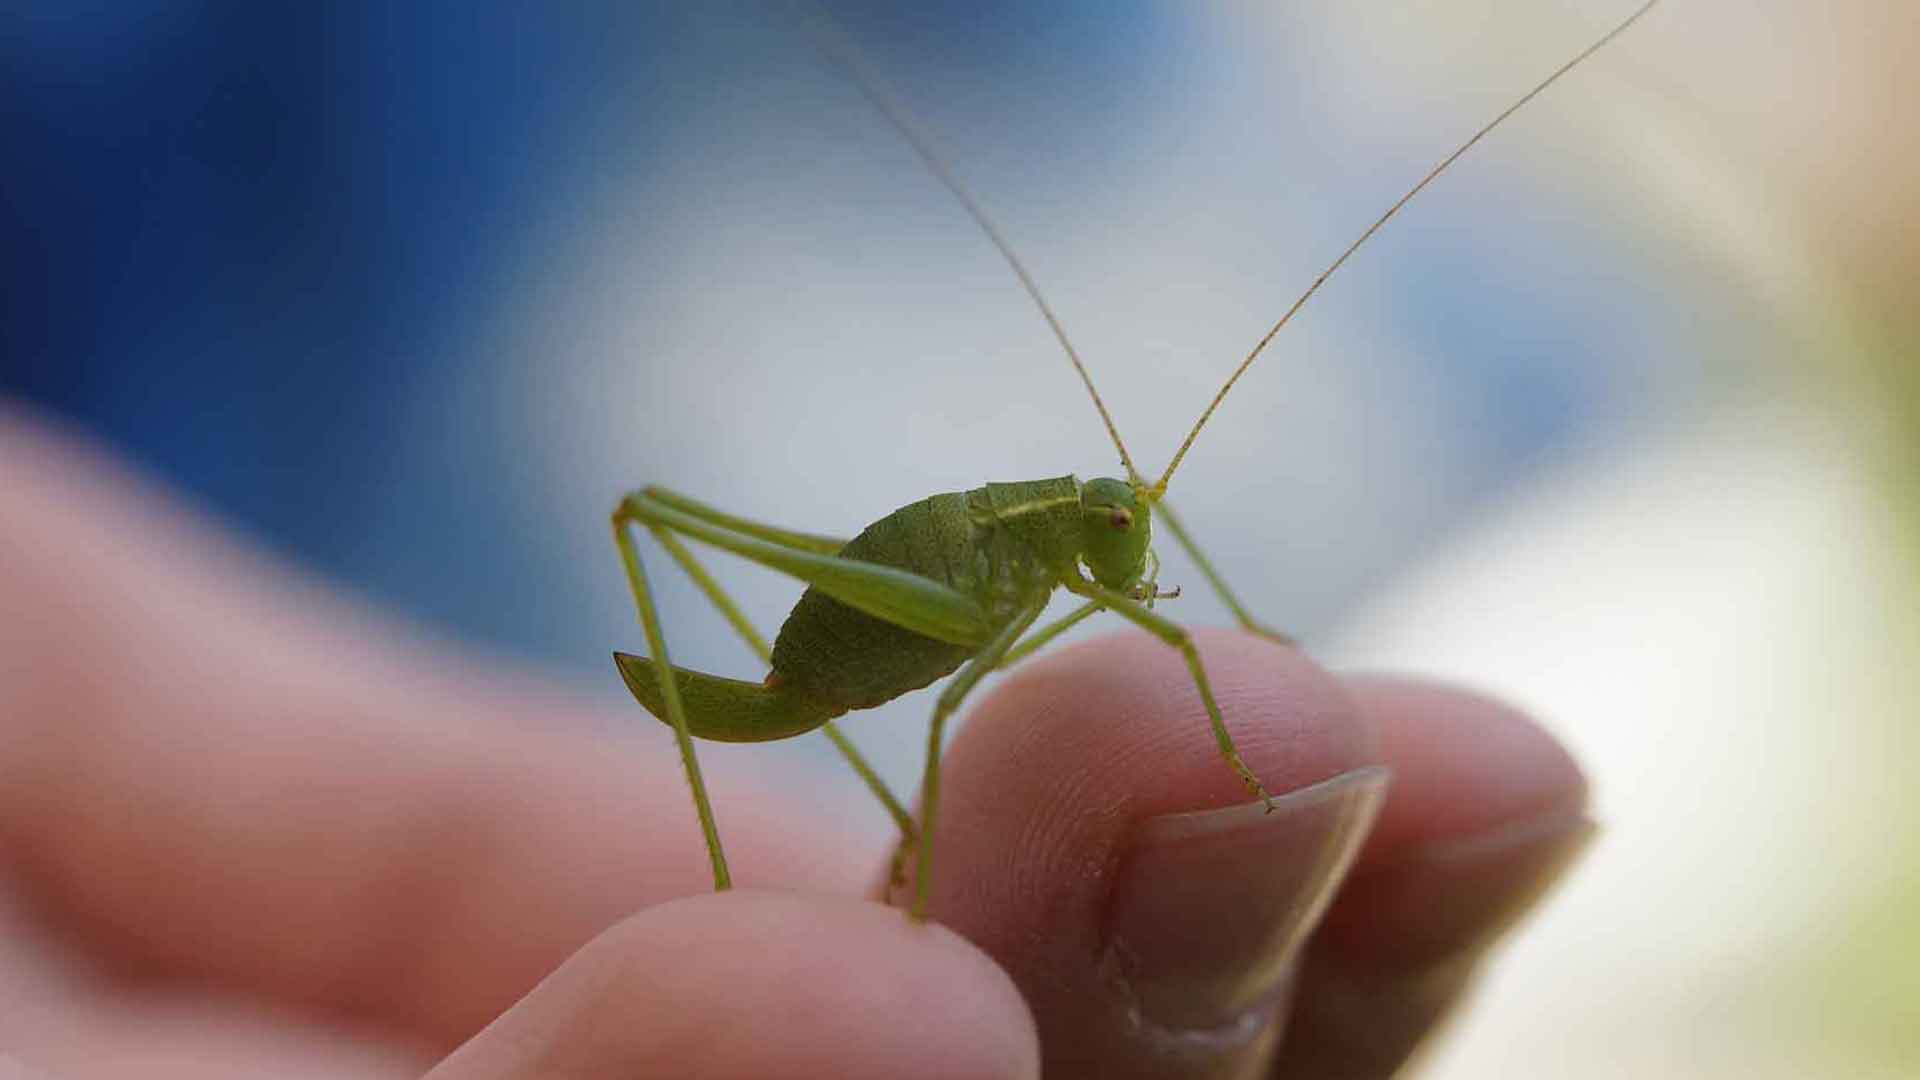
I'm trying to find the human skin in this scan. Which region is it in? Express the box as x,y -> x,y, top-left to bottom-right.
0,406 -> 1589,1078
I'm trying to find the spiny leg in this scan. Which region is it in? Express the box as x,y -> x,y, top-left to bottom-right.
644,514 -> 918,848
610,510 -> 730,889
1070,580 -> 1278,810
913,601 -> 1047,920
1156,498 -> 1296,647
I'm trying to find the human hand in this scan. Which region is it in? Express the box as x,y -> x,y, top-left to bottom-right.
0,407 -> 1590,1078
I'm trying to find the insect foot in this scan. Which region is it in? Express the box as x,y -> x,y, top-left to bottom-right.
1220,744 -> 1279,812
886,837 -> 914,896
1250,778 -> 1280,815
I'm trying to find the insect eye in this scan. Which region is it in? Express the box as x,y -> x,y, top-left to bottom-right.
1109,509 -> 1133,530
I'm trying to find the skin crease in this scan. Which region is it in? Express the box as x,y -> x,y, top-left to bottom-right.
0,407 -> 1588,1078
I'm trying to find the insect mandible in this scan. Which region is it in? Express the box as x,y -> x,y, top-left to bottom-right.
610,0 -> 1664,920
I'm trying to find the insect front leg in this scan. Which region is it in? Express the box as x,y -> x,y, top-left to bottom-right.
1069,580 -> 1279,811
1156,499 -> 1297,647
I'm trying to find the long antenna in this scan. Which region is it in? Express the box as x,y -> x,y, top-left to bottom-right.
1154,0 -> 1663,494
797,8 -> 1144,484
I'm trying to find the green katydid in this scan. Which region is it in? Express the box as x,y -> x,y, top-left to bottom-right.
611,1 -> 1664,920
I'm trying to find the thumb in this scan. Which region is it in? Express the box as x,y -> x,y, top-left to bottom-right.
425,890 -> 1037,1080
915,629 -> 1384,1078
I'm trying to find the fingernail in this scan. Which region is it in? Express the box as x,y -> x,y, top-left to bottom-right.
1330,812 -> 1597,968
1105,766 -> 1390,1029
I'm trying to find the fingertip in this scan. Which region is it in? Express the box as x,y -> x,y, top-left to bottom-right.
1270,675 -> 1595,1077
1340,674 -> 1588,860
427,890 -> 1038,1080
1319,675 -> 1592,969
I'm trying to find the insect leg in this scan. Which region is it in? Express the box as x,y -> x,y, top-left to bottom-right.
644,521 -> 917,846
912,599 -> 1048,920
621,491 -> 995,648
995,599 -> 1102,670
610,508 -> 730,890
641,486 -> 848,555
1156,499 -> 1297,647
1069,581 -> 1279,810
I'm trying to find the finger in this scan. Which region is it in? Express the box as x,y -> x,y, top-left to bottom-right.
426,890 -> 1037,1080
906,628 -> 1386,1079
0,882 -> 423,1078
0,407 -> 868,1044
1270,676 -> 1593,1079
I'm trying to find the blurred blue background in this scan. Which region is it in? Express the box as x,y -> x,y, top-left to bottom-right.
3,2 -> 1196,664
2,1 -> 1700,677
7,2 -> 724,661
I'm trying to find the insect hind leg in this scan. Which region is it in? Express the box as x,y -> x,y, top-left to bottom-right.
610,507 -> 731,890
614,489 -> 919,867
